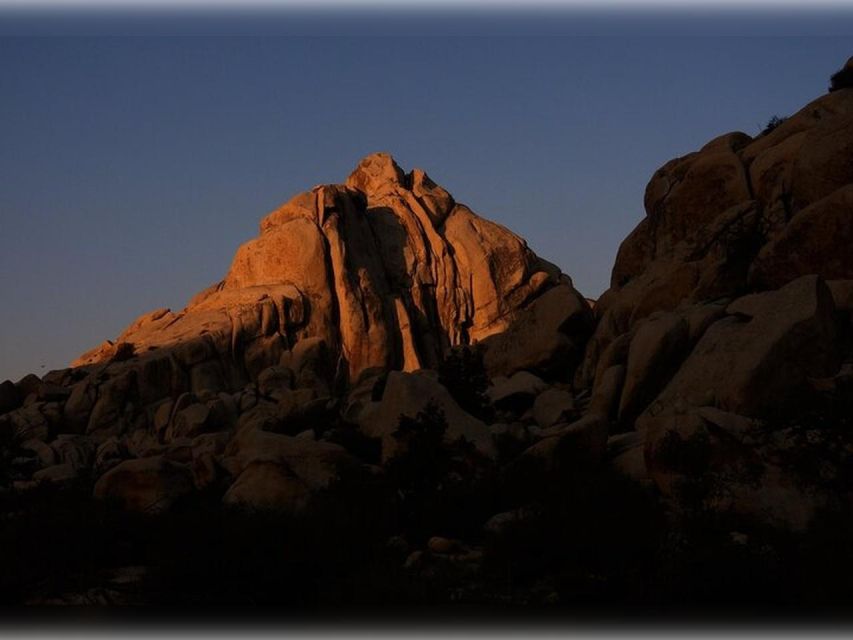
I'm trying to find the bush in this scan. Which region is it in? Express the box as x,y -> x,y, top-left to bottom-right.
761,115 -> 787,135
437,346 -> 493,422
481,466 -> 665,605
385,402 -> 451,536
385,402 -> 498,543
830,63 -> 853,92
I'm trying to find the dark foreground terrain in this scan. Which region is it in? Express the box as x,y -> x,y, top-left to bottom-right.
2,58 -> 853,622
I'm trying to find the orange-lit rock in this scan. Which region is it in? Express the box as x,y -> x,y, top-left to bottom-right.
72,153 -> 581,393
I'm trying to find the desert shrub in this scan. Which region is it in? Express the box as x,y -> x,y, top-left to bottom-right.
385,402 -> 499,543
830,64 -> 853,92
761,114 -> 787,135
437,346 -> 493,422
753,385 -> 853,495
481,467 -> 665,606
385,402 -> 451,538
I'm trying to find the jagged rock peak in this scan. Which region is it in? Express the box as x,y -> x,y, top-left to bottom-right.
346,152 -> 406,194
72,153 -> 591,390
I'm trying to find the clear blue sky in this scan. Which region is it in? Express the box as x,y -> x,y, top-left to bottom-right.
2,7 -> 852,381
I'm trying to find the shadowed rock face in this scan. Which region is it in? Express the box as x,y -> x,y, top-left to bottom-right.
569,79 -> 853,530
72,153 -> 580,388
579,88 -> 853,390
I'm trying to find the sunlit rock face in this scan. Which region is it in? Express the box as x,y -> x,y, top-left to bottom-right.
71,152 -> 588,396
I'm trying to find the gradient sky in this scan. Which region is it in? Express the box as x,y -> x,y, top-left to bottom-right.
2,7 -> 853,381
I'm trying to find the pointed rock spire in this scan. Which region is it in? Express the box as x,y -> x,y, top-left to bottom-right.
345,152 -> 406,196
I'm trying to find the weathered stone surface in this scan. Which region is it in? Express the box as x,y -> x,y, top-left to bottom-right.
828,280 -> 853,315
481,284 -> 593,379
94,437 -> 126,476
20,438 -> 56,468
360,370 -> 496,462
257,365 -> 294,399
643,149 -> 752,260
32,463 -> 78,487
749,185 -> 853,289
0,380 -> 20,415
5,404 -> 50,443
606,432 -> 649,484
93,456 -> 195,514
166,403 -> 212,442
639,275 -> 838,420
15,374 -> 42,402
36,383 -> 70,403
71,154 -> 578,401
587,364 -> 626,422
618,311 -> 690,427
532,388 -> 575,428
63,377 -> 98,433
631,273 -> 846,530
221,427 -> 374,513
509,414 -> 608,488
642,405 -> 826,531
487,371 -> 548,413
86,371 -> 137,436
50,434 -> 95,472
581,88 -> 853,389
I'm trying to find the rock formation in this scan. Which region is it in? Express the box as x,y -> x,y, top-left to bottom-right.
573,72 -> 853,529
72,153 -> 587,387
0,152 -> 593,518
3,58 -> 853,608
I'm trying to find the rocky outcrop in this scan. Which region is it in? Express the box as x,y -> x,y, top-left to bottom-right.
569,71 -> 853,530
639,275 -> 838,421
4,65 -> 853,548
7,61 -> 853,611
0,152 -> 592,524
73,153 -> 581,391
41,153 -> 591,474
579,87 -> 853,391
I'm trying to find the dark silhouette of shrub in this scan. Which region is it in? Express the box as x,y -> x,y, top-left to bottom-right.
830,63 -> 853,92
481,466 -> 665,606
761,115 -> 787,135
437,346 -> 493,422
385,402 -> 498,543
385,402 -> 451,536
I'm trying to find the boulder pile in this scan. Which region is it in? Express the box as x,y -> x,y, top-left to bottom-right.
3,59 -> 853,606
